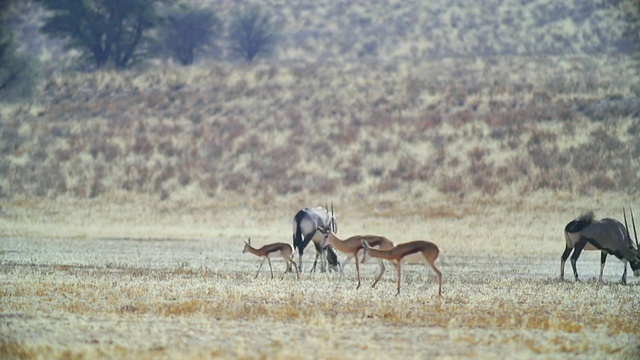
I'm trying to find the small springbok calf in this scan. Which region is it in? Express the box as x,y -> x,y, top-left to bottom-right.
242,238 -> 299,280
318,226 -> 395,289
362,240 -> 442,296
562,209 -> 640,284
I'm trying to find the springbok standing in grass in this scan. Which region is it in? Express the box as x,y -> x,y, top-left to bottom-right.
242,238 -> 299,280
292,205 -> 340,273
362,240 -> 442,296
562,209 -> 640,284
318,226 -> 395,289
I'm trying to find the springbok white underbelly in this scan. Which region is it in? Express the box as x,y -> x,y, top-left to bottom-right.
401,252 -> 426,264
267,250 -> 283,258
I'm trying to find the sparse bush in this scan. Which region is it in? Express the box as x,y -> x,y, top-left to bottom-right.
313,175 -> 339,194
376,180 -> 399,193
200,174 -> 218,196
161,6 -> 222,65
0,8 -> 38,102
132,135 -> 154,157
588,174 -> 615,191
437,174 -> 464,196
222,172 -> 251,192
34,0 -> 164,69
228,5 -> 281,61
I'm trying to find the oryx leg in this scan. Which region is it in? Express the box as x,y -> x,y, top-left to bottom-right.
620,260 -> 627,285
599,251 -> 607,282
560,245 -> 573,280
298,252 -> 304,273
255,258 -> 267,279
291,259 -> 300,280
570,238 -> 588,281
311,241 -> 326,273
310,251 -> 320,273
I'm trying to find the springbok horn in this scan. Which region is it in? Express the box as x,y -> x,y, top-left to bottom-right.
632,208 -> 639,248
247,237 -> 251,245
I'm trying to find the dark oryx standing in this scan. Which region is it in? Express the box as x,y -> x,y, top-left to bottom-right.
292,205 -> 340,273
562,210 -> 640,284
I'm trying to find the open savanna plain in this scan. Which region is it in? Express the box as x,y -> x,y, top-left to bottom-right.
1,192 -> 639,359
2,0 -> 640,358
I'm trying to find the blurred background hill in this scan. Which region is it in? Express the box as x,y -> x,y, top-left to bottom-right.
1,0 -> 639,230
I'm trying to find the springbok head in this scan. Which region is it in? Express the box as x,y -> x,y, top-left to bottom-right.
242,238 -> 252,253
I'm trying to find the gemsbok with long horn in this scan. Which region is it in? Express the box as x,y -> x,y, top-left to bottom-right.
242,238 -> 299,280
561,209 -> 640,284
292,204 -> 340,273
318,226 -> 395,289
362,240 -> 442,296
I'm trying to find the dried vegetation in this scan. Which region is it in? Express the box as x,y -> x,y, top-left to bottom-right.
2,0 -> 640,358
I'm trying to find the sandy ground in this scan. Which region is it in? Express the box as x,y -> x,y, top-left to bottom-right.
1,195 -> 639,359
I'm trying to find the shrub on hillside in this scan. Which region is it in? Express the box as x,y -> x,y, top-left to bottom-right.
0,18 -> 38,102
228,5 -> 281,61
34,0 -> 164,69
161,6 -> 222,65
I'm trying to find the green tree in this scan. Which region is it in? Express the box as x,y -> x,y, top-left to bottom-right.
228,5 -> 281,61
161,6 -> 222,66
34,0 -> 166,69
0,0 -> 37,102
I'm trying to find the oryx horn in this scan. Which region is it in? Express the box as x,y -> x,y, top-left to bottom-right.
632,208 -> 639,248
331,201 -> 337,233
623,208 -> 638,249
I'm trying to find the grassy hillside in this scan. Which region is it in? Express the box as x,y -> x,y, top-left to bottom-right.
194,0 -> 640,61
1,56 -> 639,202
1,0 -> 639,221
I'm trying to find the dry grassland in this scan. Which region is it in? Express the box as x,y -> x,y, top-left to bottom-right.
1,193 -> 639,359
2,0 -> 640,358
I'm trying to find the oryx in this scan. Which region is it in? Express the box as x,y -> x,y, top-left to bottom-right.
292,204 -> 340,273
561,209 -> 640,284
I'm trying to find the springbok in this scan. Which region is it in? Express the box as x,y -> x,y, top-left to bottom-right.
242,238 -> 299,280
362,240 -> 442,296
318,226 -> 395,289
292,205 -> 340,273
562,209 -> 640,284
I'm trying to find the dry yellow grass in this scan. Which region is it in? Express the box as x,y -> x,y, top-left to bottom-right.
2,1 -> 640,358
1,193 -> 639,359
